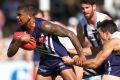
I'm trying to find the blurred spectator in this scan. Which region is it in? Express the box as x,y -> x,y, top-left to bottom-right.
0,0 -> 4,8
114,0 -> 120,18
104,0 -> 116,17
0,10 -> 6,61
67,17 -> 78,35
63,0 -> 79,24
115,19 -> 120,31
114,0 -> 120,31
0,38 -> 6,61
2,0 -> 21,22
2,0 -> 21,37
0,10 -> 5,38
0,10 -> 5,28
50,0 -> 65,23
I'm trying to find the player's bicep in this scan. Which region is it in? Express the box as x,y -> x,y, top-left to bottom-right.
41,21 -> 70,37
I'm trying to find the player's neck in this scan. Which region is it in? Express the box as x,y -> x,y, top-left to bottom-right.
88,12 -> 97,27
27,18 -> 35,32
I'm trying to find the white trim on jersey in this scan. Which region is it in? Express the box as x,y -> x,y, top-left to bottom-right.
107,60 -> 112,75
38,34 -> 60,57
47,35 -> 60,57
86,25 -> 99,47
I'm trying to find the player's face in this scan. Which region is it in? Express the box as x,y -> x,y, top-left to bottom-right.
16,10 -> 31,26
81,3 -> 95,20
98,28 -> 108,42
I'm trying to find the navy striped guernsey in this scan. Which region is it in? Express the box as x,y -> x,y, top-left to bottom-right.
33,18 -> 69,58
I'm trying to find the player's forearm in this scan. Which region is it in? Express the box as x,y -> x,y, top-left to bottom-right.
83,50 -> 109,69
82,59 -> 98,69
67,48 -> 92,56
68,31 -> 83,55
7,40 -> 22,57
67,49 -> 77,55
62,56 -> 75,65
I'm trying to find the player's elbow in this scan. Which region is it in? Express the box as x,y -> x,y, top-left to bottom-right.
87,60 -> 99,69
91,63 -> 98,69
91,61 -> 100,69
7,49 -> 15,57
7,52 -> 13,57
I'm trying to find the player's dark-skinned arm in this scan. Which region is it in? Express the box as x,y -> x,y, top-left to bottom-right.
7,33 -> 30,57
7,40 -> 22,57
82,41 -> 114,69
41,21 -> 85,62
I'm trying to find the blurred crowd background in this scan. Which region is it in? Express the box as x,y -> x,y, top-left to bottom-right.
0,0 -> 120,71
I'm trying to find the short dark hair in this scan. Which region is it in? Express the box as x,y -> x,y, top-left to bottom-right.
17,4 -> 36,16
80,0 -> 96,5
97,20 -> 118,34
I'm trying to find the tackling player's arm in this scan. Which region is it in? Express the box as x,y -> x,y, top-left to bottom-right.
77,23 -> 92,47
82,40 -> 115,69
76,23 -> 85,47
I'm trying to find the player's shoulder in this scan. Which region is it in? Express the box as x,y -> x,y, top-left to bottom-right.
96,12 -> 108,17
96,12 -> 111,21
35,18 -> 46,23
111,38 -> 120,43
105,38 -> 120,49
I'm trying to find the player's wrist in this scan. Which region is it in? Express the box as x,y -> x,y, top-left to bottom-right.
77,50 -> 83,56
16,40 -> 22,46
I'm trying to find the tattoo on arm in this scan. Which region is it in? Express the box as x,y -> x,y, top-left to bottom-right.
7,40 -> 22,57
41,21 -> 83,55
41,21 -> 69,36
